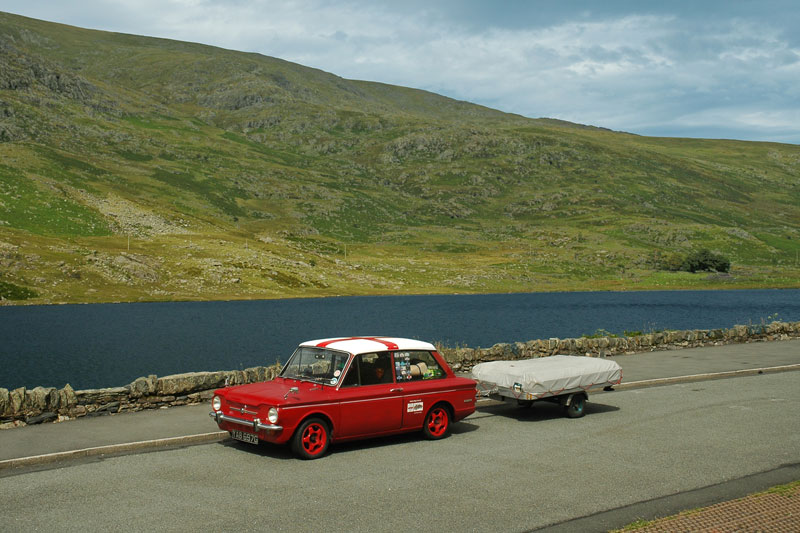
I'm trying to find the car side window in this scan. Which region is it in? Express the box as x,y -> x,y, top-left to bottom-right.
393,351 -> 445,381
340,352 -> 394,387
340,356 -> 360,387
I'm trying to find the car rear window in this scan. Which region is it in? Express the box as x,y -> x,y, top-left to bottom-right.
394,351 -> 445,381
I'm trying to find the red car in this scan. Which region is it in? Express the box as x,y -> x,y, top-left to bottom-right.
209,337 -> 477,459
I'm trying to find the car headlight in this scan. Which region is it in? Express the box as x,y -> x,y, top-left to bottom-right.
268,407 -> 279,424
212,395 -> 221,411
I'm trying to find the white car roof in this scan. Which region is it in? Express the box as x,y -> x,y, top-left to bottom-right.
300,336 -> 437,355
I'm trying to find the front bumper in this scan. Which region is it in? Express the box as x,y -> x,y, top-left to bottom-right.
209,411 -> 283,433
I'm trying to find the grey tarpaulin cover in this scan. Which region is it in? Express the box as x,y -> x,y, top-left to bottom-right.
471,355 -> 622,399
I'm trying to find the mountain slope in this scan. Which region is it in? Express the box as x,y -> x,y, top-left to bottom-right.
0,11 -> 798,304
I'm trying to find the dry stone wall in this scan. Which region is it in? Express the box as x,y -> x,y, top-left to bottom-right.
0,364 -> 282,428
1,321 -> 798,428
438,321 -> 800,370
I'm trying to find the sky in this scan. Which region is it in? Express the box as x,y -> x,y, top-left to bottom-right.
4,0 -> 800,144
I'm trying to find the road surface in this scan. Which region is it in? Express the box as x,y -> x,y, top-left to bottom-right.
1,370 -> 798,532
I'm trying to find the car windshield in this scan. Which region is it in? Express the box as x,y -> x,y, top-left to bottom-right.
280,347 -> 350,385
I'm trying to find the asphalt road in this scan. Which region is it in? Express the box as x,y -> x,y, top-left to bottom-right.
1,370 -> 798,532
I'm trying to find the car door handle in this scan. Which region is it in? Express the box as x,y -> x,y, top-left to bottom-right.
390,387 -> 404,393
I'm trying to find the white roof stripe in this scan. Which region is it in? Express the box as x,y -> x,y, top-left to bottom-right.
299,337 -> 436,355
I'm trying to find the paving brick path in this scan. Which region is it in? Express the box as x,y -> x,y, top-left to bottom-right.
634,482 -> 800,532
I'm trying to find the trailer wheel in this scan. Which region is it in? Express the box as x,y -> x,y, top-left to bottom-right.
563,393 -> 586,418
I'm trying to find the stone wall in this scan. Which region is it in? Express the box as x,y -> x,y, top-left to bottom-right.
1,321 -> 798,428
438,321 -> 800,370
0,364 -> 282,428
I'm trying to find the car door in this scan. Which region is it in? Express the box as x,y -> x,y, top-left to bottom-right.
394,350 -> 449,429
336,352 -> 403,438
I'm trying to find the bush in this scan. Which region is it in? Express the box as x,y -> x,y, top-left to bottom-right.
681,249 -> 731,273
655,248 -> 731,273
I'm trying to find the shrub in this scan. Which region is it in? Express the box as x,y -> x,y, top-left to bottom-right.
655,249 -> 731,273
681,249 -> 731,273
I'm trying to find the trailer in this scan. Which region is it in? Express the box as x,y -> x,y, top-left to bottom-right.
471,355 -> 622,418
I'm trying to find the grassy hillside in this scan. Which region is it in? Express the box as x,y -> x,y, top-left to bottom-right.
1,11 -> 798,304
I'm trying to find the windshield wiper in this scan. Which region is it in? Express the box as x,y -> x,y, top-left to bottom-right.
285,375 -> 327,385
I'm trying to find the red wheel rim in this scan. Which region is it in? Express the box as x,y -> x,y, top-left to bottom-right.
427,407 -> 448,437
301,423 -> 327,455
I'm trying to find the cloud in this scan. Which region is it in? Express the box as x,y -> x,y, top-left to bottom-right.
3,1 -> 799,143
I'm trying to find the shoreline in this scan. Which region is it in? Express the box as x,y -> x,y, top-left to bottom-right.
4,284 -> 800,308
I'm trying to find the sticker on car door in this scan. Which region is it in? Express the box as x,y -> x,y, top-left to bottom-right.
407,400 -> 423,413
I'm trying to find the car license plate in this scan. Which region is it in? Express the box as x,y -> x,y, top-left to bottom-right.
231,430 -> 259,444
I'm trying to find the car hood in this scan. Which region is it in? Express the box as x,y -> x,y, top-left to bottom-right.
218,377 -> 333,406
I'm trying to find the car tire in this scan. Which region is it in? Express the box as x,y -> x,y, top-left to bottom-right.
422,404 -> 451,440
291,417 -> 330,459
563,393 -> 586,418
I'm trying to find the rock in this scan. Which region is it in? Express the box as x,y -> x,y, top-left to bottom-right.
94,401 -> 120,413
0,387 -> 8,416
76,387 -> 128,405
24,387 -> 58,412
157,371 -> 227,395
129,375 -> 157,398
225,370 -> 245,386
10,387 -> 25,414
26,411 -> 57,425
58,384 -> 77,410
139,395 -> 175,404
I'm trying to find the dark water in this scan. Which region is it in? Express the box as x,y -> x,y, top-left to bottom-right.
1,289 -> 798,390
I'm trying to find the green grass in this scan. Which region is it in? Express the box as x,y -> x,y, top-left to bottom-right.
0,166 -> 111,237
0,279 -> 38,300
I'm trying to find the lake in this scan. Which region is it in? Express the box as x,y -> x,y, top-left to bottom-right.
1,289 -> 798,390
